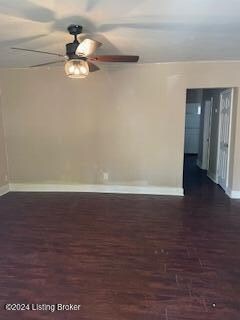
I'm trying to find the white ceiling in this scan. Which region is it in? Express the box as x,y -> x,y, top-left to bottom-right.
1,0 -> 240,67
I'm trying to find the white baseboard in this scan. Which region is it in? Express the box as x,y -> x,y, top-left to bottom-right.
196,159 -> 203,169
9,183 -> 184,196
207,172 -> 218,184
226,188 -> 240,199
0,184 -> 9,197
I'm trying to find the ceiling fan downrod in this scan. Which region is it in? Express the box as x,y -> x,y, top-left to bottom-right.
66,24 -> 83,60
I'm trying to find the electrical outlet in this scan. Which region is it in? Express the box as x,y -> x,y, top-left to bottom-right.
103,172 -> 109,181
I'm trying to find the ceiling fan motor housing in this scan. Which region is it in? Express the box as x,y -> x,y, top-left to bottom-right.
66,42 -> 78,59
66,42 -> 87,60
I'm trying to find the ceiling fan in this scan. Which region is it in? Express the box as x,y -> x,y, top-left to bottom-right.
11,24 -> 139,79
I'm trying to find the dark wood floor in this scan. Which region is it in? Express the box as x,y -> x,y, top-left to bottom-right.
0,157 -> 240,319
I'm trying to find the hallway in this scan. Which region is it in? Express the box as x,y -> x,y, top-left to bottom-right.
183,154 -> 227,200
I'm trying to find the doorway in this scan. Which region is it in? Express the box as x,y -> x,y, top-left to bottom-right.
183,88 -> 234,196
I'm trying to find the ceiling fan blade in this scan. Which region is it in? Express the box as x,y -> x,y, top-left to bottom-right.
0,0 -> 54,23
76,39 -> 102,57
11,47 -> 64,57
88,62 -> 100,72
89,55 -> 139,62
30,60 -> 65,68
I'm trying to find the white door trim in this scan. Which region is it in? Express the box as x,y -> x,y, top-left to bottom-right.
216,88 -> 234,191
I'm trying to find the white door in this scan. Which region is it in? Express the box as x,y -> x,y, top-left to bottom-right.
217,89 -> 233,190
202,99 -> 213,170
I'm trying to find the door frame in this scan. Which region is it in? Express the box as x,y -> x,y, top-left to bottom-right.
216,88 -> 234,191
202,98 -> 213,170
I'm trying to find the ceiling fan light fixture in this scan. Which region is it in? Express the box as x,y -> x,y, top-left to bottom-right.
76,38 -> 102,57
12,25 -> 139,72
65,59 -> 89,78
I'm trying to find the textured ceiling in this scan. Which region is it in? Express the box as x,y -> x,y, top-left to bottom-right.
1,0 -> 240,67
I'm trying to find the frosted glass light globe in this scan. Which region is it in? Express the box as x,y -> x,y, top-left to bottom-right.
65,59 -> 89,78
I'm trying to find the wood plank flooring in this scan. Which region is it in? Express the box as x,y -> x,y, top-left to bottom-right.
0,156 -> 239,319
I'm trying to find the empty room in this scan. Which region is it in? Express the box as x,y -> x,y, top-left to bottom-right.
0,1 -> 240,319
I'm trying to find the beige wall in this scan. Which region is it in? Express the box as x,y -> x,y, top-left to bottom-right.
0,65 -> 186,188
0,93 -> 8,187
0,61 -> 240,191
